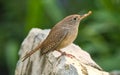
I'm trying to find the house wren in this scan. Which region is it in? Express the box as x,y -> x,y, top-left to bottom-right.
22,11 -> 92,61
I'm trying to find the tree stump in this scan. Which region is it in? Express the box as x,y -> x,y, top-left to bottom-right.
15,28 -> 109,75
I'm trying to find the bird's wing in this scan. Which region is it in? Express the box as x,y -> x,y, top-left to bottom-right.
21,28 -> 68,62
40,28 -> 68,55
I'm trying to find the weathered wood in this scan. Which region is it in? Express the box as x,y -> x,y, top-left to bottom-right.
15,28 -> 109,75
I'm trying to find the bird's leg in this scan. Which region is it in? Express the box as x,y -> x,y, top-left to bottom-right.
57,50 -> 75,58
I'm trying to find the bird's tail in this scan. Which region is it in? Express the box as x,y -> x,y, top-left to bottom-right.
21,45 -> 41,62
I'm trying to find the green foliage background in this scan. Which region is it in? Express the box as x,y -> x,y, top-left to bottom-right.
0,0 -> 120,75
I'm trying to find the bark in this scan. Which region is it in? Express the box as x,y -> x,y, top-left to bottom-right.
15,28 -> 110,75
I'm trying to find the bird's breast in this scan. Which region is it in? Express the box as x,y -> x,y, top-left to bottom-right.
56,27 -> 78,50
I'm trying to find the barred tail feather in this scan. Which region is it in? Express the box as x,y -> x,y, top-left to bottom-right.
21,46 -> 41,62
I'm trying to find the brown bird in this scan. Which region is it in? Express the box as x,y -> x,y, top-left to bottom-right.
22,11 -> 92,61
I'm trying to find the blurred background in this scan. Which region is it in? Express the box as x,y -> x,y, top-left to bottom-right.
0,0 -> 120,75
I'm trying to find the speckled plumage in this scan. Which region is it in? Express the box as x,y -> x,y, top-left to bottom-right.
22,11 -> 92,61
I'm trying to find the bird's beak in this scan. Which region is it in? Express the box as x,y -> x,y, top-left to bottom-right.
80,11 -> 92,20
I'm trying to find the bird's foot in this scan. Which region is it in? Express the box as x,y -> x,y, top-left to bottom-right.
58,50 -> 75,58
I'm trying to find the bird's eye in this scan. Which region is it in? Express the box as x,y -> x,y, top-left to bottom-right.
73,17 -> 77,21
